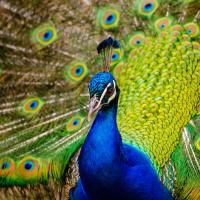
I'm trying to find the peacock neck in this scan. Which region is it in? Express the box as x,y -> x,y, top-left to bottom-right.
79,93 -> 122,181
91,95 -> 122,158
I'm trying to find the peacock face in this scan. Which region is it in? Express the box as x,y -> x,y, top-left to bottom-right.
88,72 -> 117,121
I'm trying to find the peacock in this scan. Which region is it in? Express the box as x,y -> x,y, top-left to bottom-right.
70,38 -> 173,200
0,0 -> 200,199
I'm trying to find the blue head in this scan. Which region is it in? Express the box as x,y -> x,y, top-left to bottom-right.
88,72 -> 119,120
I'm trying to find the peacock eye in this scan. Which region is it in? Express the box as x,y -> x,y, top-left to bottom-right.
107,86 -> 114,96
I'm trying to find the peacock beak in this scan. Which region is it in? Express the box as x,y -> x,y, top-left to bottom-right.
87,95 -> 100,122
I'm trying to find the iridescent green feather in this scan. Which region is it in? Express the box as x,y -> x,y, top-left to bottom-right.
170,116 -> 200,199
117,29 -> 200,167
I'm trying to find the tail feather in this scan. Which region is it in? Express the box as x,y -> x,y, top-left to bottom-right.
168,115 -> 200,199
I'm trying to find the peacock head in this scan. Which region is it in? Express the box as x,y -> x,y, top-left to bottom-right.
88,71 -> 119,121
87,36 -> 120,121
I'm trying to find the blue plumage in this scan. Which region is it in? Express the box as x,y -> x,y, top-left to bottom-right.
88,72 -> 115,98
70,72 -> 173,200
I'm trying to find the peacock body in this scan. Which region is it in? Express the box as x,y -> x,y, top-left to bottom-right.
0,0 -> 200,199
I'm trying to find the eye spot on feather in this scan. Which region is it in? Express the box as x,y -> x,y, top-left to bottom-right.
106,14 -> 115,24
144,3 -> 153,11
20,97 -> 44,115
160,24 -> 165,29
73,119 -> 78,126
137,0 -> 159,16
112,53 -> 119,61
1,162 -> 10,169
42,30 -> 53,41
97,8 -> 120,30
184,22 -> 200,38
0,158 -> 15,176
31,22 -> 58,50
66,115 -> 84,132
64,62 -> 88,82
155,17 -> 172,32
128,33 -> 145,48
75,67 -> 83,76
30,101 -> 38,110
110,49 -> 123,67
24,161 -> 34,170
136,40 -> 141,45
17,157 -> 39,179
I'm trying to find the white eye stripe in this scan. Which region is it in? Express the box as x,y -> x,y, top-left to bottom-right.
107,80 -> 116,103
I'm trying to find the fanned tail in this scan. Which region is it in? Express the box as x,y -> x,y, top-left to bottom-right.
0,0 -> 200,199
